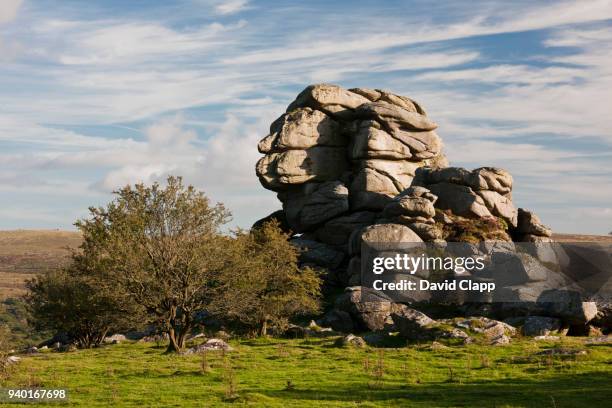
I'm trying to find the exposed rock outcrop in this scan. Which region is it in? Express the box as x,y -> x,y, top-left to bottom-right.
256,84 -> 447,236
253,83 -> 605,337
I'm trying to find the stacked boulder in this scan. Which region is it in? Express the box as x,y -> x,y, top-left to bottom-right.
256,84 -> 447,249
511,208 -> 553,242
255,84 -> 524,281
411,166 -> 517,229
381,186 -> 440,241
254,83 -> 602,338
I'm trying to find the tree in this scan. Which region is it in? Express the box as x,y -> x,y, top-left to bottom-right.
26,265 -> 138,348
76,176 -> 231,353
212,221 -> 322,336
0,323 -> 12,379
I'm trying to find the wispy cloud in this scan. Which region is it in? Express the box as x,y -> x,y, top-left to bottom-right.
0,0 -> 22,24
0,0 -> 611,233
57,21 -> 246,65
215,0 -> 250,15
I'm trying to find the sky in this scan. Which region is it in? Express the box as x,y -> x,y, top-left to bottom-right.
0,0 -> 611,234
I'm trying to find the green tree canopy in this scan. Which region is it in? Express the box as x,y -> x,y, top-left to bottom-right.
212,221 -> 322,336
75,176 -> 231,352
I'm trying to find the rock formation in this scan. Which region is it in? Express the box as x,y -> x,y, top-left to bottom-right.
256,84 -> 447,240
254,83 -> 602,338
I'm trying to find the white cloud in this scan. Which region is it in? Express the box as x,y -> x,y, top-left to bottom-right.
215,0 -> 250,15
0,0 -> 23,58
224,0 -> 612,65
544,26 -> 612,47
415,65 -> 587,85
0,0 -> 22,24
0,115 -> 141,148
406,24 -> 612,145
1,0 -> 612,233
57,21 -> 246,65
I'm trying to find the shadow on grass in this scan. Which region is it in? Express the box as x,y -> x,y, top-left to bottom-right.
253,372 -> 612,407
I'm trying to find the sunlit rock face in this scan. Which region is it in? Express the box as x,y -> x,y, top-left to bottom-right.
256,84 -> 447,235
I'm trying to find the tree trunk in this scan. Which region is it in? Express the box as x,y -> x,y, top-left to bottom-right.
260,319 -> 268,337
165,304 -> 182,353
94,328 -> 109,347
176,325 -> 190,350
166,327 -> 181,353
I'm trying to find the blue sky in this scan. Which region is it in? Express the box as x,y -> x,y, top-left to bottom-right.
0,0 -> 611,234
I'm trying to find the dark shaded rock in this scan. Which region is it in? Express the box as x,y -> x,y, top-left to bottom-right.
281,181 -> 349,231
391,306 -> 436,340
252,209 -> 292,233
514,208 -> 552,238
335,286 -> 398,331
315,211 -> 378,247
290,237 -> 345,269
522,316 -> 562,336
320,309 -> 354,333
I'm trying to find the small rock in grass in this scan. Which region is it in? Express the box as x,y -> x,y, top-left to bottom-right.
335,334 -> 366,348
429,341 -> 449,350
534,335 -> 560,341
490,334 -> 511,346
184,338 -> 233,354
585,335 -> 612,344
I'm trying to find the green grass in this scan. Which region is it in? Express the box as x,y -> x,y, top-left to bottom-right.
2,337 -> 611,407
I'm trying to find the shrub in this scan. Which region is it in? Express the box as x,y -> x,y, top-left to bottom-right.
211,221 -> 322,336
26,267 -> 139,348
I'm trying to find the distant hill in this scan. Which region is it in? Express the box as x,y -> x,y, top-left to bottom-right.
552,233 -> 612,243
0,230 -> 82,300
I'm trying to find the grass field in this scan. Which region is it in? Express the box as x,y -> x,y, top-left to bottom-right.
2,337 -> 611,407
0,230 -> 81,300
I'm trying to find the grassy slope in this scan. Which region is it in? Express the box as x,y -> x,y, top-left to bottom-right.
2,337 -> 611,408
0,230 -> 82,300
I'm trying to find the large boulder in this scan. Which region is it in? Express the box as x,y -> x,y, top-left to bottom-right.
355,102 -> 438,132
489,252 -> 552,287
256,147 -> 348,188
536,291 -> 598,325
349,120 -> 414,160
391,306 -> 435,339
349,167 -> 403,211
335,286 -> 399,331
383,192 -> 436,219
290,237 -> 345,269
416,166 -> 512,195
287,84 -> 371,118
320,309 -> 354,333
358,223 -> 423,248
514,208 -> 552,238
314,211 -> 378,247
522,316 -> 562,336
476,190 -> 517,227
252,210 -> 291,233
427,182 -> 493,219
349,87 -> 427,114
260,108 -> 343,151
413,166 -> 519,227
280,181 -> 349,231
